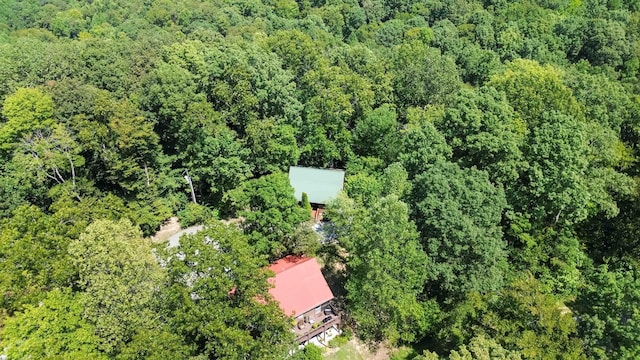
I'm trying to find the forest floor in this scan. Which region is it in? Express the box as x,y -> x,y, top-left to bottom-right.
323,339 -> 391,360
150,217 -> 181,243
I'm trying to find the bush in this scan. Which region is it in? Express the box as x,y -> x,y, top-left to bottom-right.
178,203 -> 218,227
328,334 -> 349,348
303,344 -> 323,360
340,327 -> 353,340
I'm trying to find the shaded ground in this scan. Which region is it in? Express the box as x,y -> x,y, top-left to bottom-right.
150,217 -> 181,243
324,342 -> 363,360
318,244 -> 348,298
323,339 -> 391,360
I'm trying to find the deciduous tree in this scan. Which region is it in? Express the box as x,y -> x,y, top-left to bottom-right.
224,173 -> 310,258
69,219 -> 167,355
328,195 -> 438,343
163,221 -> 295,359
412,161 -> 508,299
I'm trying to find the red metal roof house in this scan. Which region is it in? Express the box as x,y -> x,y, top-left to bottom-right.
268,256 -> 341,344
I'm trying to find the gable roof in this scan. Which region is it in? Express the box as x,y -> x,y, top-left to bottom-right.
268,256 -> 334,317
288,166 -> 345,205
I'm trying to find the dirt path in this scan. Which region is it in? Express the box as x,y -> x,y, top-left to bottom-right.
150,217 -> 181,243
152,217 -> 245,247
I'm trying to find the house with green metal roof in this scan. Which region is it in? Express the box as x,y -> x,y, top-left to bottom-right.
288,166 -> 345,220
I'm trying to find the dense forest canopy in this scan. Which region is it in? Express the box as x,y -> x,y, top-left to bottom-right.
2,0 -> 640,358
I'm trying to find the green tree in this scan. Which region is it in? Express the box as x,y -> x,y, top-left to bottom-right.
245,119 -> 300,175
439,275 -> 585,360
381,162 -> 411,199
203,40 -> 302,131
398,107 -> 452,179
0,87 -> 55,155
353,104 -> 400,163
295,344 -> 323,360
436,87 -> 526,186
142,61 -> 205,150
51,8 -> 87,38
564,67 -> 634,132
0,206 -> 75,314
179,122 -> 252,204
572,265 -> 640,360
0,161 -> 35,218
298,64 -> 372,167
328,195 -> 439,344
12,124 -> 86,200
301,191 -> 312,214
579,195 -> 640,265
509,223 -> 589,297
164,221 -> 295,359
412,161 -> 508,299
329,43 -> 393,106
73,92 -> 170,200
69,219 -> 167,355
392,41 -> 461,109
515,112 -> 616,227
449,335 -> 522,360
266,30 -> 322,79
344,171 -> 384,205
578,18 -> 630,69
224,173 -> 310,259
488,59 -> 582,126
0,289 -> 105,359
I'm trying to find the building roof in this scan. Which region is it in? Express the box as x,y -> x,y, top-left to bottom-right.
288,166 -> 345,205
268,256 -> 334,317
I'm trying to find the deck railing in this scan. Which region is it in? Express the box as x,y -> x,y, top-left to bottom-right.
295,315 -> 341,343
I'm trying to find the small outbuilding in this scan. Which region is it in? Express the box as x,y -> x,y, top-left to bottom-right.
288,166 -> 345,221
268,256 -> 341,344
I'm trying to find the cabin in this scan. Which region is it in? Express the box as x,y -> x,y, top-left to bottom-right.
288,166 -> 345,221
268,256 -> 341,344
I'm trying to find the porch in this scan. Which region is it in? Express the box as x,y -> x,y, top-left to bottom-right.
294,305 -> 341,343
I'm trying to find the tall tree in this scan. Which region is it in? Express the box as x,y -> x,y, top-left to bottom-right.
514,112 -> 632,227
244,119 -> 300,175
163,221 -> 295,359
0,206 -> 75,314
439,275 -> 585,360
412,161 -> 508,299
353,104 -> 400,163
0,87 -> 55,156
69,219 -> 168,355
0,289 -> 105,359
392,41 -> 461,110
398,107 -> 452,179
328,195 -> 438,344
436,87 -> 526,186
12,124 -> 85,200
488,59 -> 582,126
572,265 -> 640,360
224,173 -> 310,259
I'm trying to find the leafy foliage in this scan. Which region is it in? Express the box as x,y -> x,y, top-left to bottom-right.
1,289 -> 105,359
412,161 -> 508,299
328,195 -> 439,344
572,265 -> 640,360
69,219 -> 168,355
1,0 -> 640,357
224,172 -> 310,259
163,221 -> 295,359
